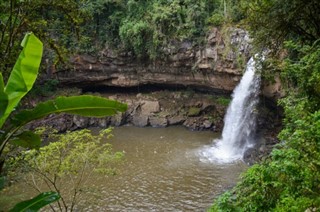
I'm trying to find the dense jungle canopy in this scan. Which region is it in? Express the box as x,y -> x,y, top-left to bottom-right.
0,0 -> 242,77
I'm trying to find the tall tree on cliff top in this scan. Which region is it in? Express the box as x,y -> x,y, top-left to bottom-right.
241,0 -> 320,52
0,0 -> 92,78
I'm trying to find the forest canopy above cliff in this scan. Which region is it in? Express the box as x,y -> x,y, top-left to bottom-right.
0,0 -> 243,77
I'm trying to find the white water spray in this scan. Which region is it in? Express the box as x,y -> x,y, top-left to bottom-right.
200,57 -> 261,163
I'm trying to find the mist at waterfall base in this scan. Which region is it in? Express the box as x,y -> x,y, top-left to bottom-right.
199,57 -> 261,163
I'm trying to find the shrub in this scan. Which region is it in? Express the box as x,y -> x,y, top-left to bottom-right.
207,13 -> 225,27
8,128 -> 124,211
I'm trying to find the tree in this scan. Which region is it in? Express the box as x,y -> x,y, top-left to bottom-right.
0,0 -> 93,78
7,128 -> 124,211
240,0 -> 320,52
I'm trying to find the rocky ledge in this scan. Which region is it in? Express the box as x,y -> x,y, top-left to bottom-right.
28,90 -> 228,132
28,88 -> 281,135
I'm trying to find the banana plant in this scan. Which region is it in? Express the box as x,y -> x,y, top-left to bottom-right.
9,192 -> 61,212
0,33 -> 127,210
0,32 -> 126,170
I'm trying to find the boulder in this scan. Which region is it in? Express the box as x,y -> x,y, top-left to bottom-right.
168,116 -> 186,125
140,100 -> 160,115
132,115 -> 149,127
97,118 -> 109,128
110,113 -> 125,126
149,116 -> 168,127
73,115 -> 89,128
203,120 -> 213,129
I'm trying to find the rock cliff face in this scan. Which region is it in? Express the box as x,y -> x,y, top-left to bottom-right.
55,28 -> 249,92
55,27 -> 281,98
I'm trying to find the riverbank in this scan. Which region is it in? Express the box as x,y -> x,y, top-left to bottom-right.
24,87 -> 282,164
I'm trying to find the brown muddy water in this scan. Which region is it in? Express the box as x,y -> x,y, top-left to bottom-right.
1,126 -> 247,211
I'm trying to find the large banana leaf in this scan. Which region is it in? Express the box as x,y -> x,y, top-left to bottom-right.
0,33 -> 43,128
12,95 -> 127,128
9,191 -> 60,212
9,131 -> 41,150
0,73 -> 8,118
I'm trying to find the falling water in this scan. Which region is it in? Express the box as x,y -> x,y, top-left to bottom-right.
200,57 -> 261,163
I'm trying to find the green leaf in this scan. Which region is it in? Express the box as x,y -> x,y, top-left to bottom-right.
0,33 -> 43,128
9,191 -> 60,212
0,176 -> 5,191
0,73 -> 5,92
0,73 -> 8,118
9,131 -> 41,150
13,95 -> 127,128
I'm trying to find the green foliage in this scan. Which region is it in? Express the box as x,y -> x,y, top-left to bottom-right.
282,40 -> 320,105
0,33 -> 43,129
1,0 -> 245,64
29,79 -> 59,97
0,31 -> 127,212
209,191 -> 238,212
211,40 -> 320,211
207,13 -> 225,27
0,33 -> 127,175
12,95 -> 127,129
216,96 -> 231,106
0,0 -> 246,72
91,0 -> 243,59
0,176 -> 5,190
0,32 -> 44,167
119,20 -> 153,58
187,107 -> 201,117
240,0 -> 320,52
9,128 -> 123,211
9,191 -> 61,212
0,0 -> 92,77
0,73 -> 8,118
9,131 -> 41,150
212,0 -> 320,208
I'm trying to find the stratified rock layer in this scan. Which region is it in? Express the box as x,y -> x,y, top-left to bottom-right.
54,27 -> 280,98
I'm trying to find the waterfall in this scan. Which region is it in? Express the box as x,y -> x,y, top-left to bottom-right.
200,57 -> 261,163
